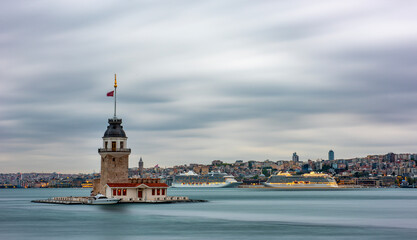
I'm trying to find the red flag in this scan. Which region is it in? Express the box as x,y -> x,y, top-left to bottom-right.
107,91 -> 114,97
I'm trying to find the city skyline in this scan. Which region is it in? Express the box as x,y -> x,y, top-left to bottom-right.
1,1 -> 417,173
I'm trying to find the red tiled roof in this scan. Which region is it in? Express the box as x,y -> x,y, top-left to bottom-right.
107,183 -> 140,188
143,183 -> 169,188
107,182 -> 169,188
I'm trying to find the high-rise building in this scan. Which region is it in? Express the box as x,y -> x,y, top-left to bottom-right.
292,152 -> 299,162
385,152 -> 395,163
329,150 -> 334,161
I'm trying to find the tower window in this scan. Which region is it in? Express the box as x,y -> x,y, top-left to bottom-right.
105,141 -> 108,149
112,142 -> 116,151
120,142 -> 124,149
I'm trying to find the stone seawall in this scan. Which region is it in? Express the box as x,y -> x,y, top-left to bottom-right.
32,196 -> 206,205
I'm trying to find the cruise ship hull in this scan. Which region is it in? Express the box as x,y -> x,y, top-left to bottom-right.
171,171 -> 242,188
171,181 -> 242,188
263,183 -> 338,188
264,172 -> 339,189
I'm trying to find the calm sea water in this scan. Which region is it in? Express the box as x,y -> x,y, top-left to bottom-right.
1,188 -> 417,240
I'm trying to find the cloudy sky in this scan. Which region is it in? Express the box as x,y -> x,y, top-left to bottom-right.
1,0 -> 417,173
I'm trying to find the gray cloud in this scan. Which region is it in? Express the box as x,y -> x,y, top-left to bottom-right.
1,0 -> 417,172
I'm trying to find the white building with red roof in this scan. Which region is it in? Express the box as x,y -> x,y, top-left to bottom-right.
106,181 -> 182,202
105,179 -> 189,203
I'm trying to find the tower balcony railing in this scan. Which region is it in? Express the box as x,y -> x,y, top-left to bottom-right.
98,148 -> 131,153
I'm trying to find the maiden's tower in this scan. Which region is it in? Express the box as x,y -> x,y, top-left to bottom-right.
91,75 -> 189,203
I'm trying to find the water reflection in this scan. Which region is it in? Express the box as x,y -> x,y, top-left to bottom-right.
96,204 -> 129,213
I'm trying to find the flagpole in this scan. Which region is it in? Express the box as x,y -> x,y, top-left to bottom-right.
114,74 -> 117,118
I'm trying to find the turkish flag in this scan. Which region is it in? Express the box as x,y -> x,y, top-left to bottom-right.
107,91 -> 114,97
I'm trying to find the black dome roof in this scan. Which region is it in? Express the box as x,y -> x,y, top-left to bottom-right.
103,118 -> 127,138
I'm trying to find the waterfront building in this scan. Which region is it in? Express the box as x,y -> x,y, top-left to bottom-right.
106,182 -> 168,202
104,178 -> 176,202
329,150 -> 334,161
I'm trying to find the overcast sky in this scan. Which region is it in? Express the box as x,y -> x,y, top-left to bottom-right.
1,0 -> 417,173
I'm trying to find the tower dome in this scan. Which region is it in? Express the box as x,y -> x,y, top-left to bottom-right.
103,118 -> 127,138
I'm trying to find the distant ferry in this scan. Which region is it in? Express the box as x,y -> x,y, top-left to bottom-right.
263,172 -> 338,188
81,181 -> 93,188
171,171 -> 242,188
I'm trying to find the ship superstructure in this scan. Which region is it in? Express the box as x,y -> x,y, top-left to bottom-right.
171,171 -> 242,188
263,172 -> 338,188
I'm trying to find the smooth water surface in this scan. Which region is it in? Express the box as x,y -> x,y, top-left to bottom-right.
1,188 -> 417,239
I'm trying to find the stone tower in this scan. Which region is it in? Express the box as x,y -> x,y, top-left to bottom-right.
92,118 -> 131,195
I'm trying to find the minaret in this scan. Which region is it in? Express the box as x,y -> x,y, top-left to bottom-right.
139,157 -> 144,177
92,75 -> 131,195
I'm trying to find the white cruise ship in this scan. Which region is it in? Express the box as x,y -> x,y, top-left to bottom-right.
263,172 -> 338,188
171,171 -> 242,188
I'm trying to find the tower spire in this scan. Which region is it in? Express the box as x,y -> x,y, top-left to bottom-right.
114,74 -> 117,118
